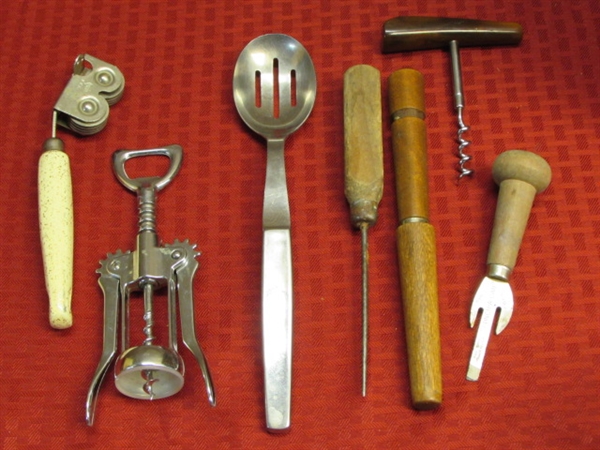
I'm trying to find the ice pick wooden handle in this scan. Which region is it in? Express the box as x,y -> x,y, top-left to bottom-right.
344,64 -> 384,227
389,68 -> 442,409
488,150 -> 552,275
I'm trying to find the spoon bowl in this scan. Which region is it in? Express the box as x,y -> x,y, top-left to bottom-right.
233,34 -> 316,140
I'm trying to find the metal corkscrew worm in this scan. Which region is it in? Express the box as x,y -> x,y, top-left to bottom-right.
85,145 -> 216,426
450,40 -> 473,180
456,107 -> 473,179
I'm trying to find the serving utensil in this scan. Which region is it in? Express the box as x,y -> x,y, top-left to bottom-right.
233,33 -> 316,432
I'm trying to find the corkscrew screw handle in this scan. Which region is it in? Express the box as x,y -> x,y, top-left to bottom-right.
113,145 -> 183,192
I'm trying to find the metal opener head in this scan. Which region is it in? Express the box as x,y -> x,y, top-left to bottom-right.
53,54 -> 125,136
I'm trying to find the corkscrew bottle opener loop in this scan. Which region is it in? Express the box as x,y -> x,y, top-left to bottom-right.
112,146 -> 183,192
85,145 -> 216,426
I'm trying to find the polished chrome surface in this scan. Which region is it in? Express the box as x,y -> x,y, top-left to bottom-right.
114,345 -> 185,400
85,146 -> 215,426
233,34 -> 316,432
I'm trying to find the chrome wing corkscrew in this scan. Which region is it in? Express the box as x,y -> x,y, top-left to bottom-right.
85,145 -> 216,426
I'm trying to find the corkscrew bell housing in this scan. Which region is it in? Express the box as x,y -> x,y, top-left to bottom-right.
85,145 -> 215,426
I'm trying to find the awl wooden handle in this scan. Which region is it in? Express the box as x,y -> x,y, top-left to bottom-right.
39,138 -> 74,329
488,150 -> 552,274
389,68 -> 442,409
344,64 -> 384,227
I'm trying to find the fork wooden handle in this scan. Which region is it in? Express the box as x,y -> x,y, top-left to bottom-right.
389,68 -> 442,409
489,150 -> 552,272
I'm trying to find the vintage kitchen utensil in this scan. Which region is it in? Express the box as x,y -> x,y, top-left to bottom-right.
388,68 -> 442,409
85,145 -> 216,426
467,150 -> 551,381
233,33 -> 316,432
382,17 -> 523,180
343,64 -> 384,397
39,54 -> 124,329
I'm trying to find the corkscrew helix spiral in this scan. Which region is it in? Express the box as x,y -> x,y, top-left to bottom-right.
449,41 -> 474,181
456,107 -> 473,179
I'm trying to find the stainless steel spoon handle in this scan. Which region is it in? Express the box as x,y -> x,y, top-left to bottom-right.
262,228 -> 293,432
263,138 -> 291,228
262,138 -> 293,432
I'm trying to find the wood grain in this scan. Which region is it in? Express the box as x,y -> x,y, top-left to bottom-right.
344,64 -> 383,228
397,222 -> 442,409
389,68 -> 442,409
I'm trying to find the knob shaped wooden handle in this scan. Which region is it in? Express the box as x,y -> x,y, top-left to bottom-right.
39,139 -> 74,329
389,68 -> 442,409
488,150 -> 552,273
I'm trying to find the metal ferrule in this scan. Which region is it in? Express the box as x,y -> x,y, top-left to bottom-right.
487,263 -> 512,282
390,107 -> 425,123
401,216 -> 429,225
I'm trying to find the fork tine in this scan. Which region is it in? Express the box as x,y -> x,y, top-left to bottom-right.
469,277 -> 491,326
495,304 -> 513,334
469,304 -> 482,328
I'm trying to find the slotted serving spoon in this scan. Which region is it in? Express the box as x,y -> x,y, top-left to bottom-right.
233,34 -> 316,433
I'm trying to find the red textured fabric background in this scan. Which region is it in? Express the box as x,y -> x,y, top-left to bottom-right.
1,0 -> 599,448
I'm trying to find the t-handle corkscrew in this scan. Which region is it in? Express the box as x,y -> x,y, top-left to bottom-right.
85,145 -> 216,426
382,16 -> 523,181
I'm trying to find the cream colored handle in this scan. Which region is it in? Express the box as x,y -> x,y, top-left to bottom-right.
39,149 -> 74,329
488,150 -> 552,272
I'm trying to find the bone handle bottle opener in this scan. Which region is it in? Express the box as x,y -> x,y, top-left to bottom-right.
39,54 -> 124,329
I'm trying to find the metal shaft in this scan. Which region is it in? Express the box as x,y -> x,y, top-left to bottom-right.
360,222 -> 369,397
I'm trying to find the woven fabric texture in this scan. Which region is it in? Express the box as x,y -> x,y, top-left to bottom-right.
1,0 -> 599,448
